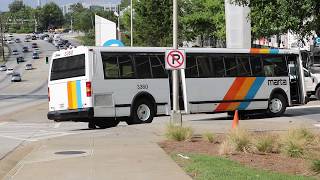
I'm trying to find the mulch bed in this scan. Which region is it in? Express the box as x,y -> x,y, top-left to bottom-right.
159,134 -> 315,177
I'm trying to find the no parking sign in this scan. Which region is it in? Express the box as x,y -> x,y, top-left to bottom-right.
165,49 -> 186,70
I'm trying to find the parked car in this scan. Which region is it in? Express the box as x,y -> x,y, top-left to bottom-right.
6,68 -> 14,75
25,64 -> 32,70
32,52 -> 39,59
12,49 -> 19,55
0,65 -> 7,71
15,38 -> 21,43
11,72 -> 21,82
22,46 -> 29,52
16,56 -> 24,63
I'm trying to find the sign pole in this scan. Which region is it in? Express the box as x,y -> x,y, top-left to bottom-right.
171,0 -> 182,126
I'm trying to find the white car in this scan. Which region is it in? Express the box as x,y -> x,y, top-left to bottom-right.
12,49 -> 19,55
0,65 -> 7,71
7,40 -> 14,44
11,73 -> 21,82
6,68 -> 14,75
25,64 -> 32,70
44,37 -> 49,41
34,47 -> 41,54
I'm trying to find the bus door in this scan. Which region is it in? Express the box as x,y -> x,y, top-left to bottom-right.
288,55 -> 302,104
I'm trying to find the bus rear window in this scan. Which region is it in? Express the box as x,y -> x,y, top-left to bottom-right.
50,54 -> 85,81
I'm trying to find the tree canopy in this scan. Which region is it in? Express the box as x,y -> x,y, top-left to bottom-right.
38,2 -> 64,30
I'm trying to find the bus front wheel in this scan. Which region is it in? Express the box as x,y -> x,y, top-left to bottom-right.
267,94 -> 287,117
127,98 -> 155,125
315,87 -> 320,100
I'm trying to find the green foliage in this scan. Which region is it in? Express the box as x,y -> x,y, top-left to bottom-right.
202,132 -> 215,143
9,0 -> 25,13
226,128 -> 252,152
254,134 -> 277,153
281,128 -> 315,158
311,160 -> 320,173
180,154 -> 313,180
233,0 -> 320,39
38,2 -> 64,30
181,0 -> 225,47
76,30 -> 95,46
165,124 -> 193,141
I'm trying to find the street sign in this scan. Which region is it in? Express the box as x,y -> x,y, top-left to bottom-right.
165,49 -> 186,70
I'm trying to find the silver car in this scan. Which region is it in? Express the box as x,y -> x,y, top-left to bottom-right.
0,65 -> 7,71
25,64 -> 32,70
11,73 -> 21,82
12,49 -> 19,55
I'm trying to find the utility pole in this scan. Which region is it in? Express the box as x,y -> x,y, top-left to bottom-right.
0,14 -> 5,62
171,0 -> 182,126
130,0 -> 133,47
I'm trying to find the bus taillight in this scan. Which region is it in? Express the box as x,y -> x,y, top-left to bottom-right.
86,82 -> 92,97
48,87 -> 50,101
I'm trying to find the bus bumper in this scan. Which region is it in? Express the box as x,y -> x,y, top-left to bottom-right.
47,108 -> 94,122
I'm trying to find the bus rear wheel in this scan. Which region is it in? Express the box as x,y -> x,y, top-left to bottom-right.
94,118 -> 120,129
127,98 -> 155,125
267,94 -> 287,117
315,87 -> 320,100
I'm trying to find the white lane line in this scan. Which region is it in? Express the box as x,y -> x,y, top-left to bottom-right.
289,105 -> 320,110
0,122 -> 9,126
0,135 -> 37,142
314,124 -> 320,128
54,122 -> 61,128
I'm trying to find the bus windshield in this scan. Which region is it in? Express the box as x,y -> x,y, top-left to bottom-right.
50,54 -> 85,81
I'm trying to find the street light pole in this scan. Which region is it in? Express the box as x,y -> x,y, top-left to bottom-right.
130,0 -> 133,47
171,0 -> 182,126
0,14 -> 5,62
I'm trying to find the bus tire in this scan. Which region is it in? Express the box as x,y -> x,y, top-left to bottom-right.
88,121 -> 96,129
128,98 -> 155,125
95,118 -> 120,129
267,93 -> 287,117
315,87 -> 320,100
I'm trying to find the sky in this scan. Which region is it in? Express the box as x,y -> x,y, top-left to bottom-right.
1,0 -> 120,11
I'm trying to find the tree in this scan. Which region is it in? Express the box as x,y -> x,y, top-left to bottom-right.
181,0 -> 225,47
233,0 -> 320,39
133,0 -> 173,46
9,0 -> 25,13
39,2 -> 64,30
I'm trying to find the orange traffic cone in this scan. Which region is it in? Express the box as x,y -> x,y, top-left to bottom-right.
232,110 -> 239,129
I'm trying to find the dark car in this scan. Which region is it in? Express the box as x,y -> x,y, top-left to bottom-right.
16,56 -> 25,63
31,43 -> 38,48
22,46 -> 29,53
32,52 -> 39,59
15,38 -> 21,43
31,35 -> 37,40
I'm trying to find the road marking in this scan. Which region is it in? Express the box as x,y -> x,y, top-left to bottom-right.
0,135 -> 37,142
0,122 -> 9,126
54,122 -> 61,128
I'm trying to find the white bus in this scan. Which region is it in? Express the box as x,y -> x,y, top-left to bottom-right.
47,46 -> 307,129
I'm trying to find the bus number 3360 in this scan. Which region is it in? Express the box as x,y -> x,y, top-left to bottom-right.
137,84 -> 148,90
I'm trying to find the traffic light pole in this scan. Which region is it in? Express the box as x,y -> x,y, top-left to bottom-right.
171,0 -> 182,126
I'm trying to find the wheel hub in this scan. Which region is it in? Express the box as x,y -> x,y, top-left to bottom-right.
269,98 -> 282,113
137,104 -> 150,121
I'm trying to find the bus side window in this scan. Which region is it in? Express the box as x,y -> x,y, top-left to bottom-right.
150,55 -> 167,78
212,56 -> 225,77
118,55 -> 134,78
250,56 -> 264,77
262,55 -> 287,77
134,55 -> 152,79
236,56 -> 251,76
197,55 -> 211,77
102,54 -> 119,79
224,56 -> 237,77
185,54 -> 199,78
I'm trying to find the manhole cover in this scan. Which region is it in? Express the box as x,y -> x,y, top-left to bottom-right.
54,151 -> 86,155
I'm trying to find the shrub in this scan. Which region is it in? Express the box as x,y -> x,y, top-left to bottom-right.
219,140 -> 235,155
254,134 -> 277,153
203,132 -> 215,143
165,124 -> 193,141
226,128 -> 252,152
311,160 -> 320,173
280,128 -> 314,158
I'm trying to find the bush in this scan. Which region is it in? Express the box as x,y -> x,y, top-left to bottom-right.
165,124 -> 193,141
226,128 -> 252,152
254,134 -> 277,153
202,132 -> 215,143
311,160 -> 320,173
219,140 -> 235,155
280,128 -> 314,158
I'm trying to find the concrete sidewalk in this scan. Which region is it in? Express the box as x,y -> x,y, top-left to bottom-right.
4,125 -> 191,180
